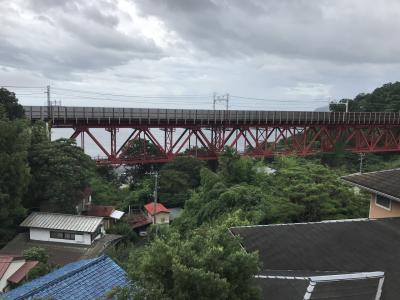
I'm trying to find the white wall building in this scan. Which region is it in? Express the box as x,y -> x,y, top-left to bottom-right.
20,212 -> 104,246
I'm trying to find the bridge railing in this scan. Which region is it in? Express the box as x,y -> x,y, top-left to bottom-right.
23,106 -> 400,126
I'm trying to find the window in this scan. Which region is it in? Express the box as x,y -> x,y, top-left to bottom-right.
376,194 -> 391,210
50,231 -> 75,240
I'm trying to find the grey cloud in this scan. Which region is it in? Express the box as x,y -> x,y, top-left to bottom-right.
135,0 -> 400,64
0,0 -> 164,79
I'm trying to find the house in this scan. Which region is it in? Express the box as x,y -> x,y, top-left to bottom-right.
230,218 -> 400,299
126,208 -> 153,233
20,212 -> 104,246
4,255 -> 128,300
86,205 -> 125,230
0,256 -> 38,293
144,202 -> 170,224
342,168 -> 400,218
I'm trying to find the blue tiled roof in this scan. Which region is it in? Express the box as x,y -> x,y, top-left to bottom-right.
4,255 -> 129,300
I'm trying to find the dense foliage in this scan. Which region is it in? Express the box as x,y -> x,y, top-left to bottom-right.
23,247 -> 55,281
127,225 -> 259,299
25,138 -> 94,213
0,89 -> 97,245
0,103 -> 29,243
330,82 -> 400,112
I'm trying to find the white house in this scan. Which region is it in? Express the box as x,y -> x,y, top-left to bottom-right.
144,202 -> 170,225
20,212 -> 105,246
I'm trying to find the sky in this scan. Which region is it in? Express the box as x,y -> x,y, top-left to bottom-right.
1,0 -> 400,111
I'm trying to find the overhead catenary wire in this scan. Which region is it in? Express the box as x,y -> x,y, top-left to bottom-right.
3,84 -> 332,109
0,85 -> 44,89
52,87 -> 212,98
230,94 -> 328,103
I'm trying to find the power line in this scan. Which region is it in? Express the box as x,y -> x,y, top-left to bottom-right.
52,87 -> 211,98
0,85 -> 44,89
51,92 -> 212,105
230,95 -> 329,103
12,92 -> 46,96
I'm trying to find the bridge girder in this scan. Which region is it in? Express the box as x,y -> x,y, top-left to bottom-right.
68,125 -> 400,165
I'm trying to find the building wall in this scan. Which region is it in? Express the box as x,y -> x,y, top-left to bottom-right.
369,193 -> 400,218
29,228 -> 92,245
154,212 -> 170,224
0,259 -> 25,292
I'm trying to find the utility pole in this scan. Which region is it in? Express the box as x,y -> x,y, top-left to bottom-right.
359,153 -> 366,174
213,93 -> 229,111
45,85 -> 51,140
152,173 -> 159,225
345,100 -> 349,113
46,85 -> 51,117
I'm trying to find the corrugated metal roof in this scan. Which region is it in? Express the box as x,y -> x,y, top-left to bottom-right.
20,212 -> 103,233
110,210 -> 124,220
144,202 -> 170,215
4,256 -> 128,300
7,261 -> 39,284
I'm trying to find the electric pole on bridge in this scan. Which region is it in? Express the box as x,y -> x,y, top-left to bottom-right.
213,93 -> 229,110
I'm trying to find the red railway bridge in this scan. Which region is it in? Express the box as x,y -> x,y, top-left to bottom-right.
24,106 -> 400,165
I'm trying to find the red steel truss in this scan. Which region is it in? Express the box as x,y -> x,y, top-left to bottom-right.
69,125 -> 400,165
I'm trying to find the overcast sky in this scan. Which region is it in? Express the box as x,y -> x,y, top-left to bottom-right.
1,0 -> 400,111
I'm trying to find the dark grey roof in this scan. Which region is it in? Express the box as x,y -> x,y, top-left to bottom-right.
341,168 -> 400,201
254,277 -> 308,300
311,277 -> 380,300
20,212 -> 103,233
230,218 -> 400,299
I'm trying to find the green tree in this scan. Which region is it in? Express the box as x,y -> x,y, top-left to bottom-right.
0,115 -> 29,245
25,138 -> 95,213
263,157 -> 368,223
23,246 -> 49,263
0,88 -> 25,119
120,138 -> 161,159
159,157 -> 205,207
23,247 -> 54,280
126,225 -> 260,300
218,147 -> 255,185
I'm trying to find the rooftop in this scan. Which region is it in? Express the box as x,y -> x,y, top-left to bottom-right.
4,255 -> 128,300
0,233 -> 122,265
20,212 -> 104,233
0,256 -> 38,291
341,168 -> 400,201
230,218 -> 400,300
87,205 -> 114,217
255,271 -> 384,300
144,202 -> 170,215
7,261 -> 39,284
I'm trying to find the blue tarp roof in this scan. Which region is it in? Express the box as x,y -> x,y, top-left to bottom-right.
5,255 -> 128,300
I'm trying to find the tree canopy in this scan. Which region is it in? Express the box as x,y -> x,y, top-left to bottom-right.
25,138 -> 95,213
126,225 -> 260,300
